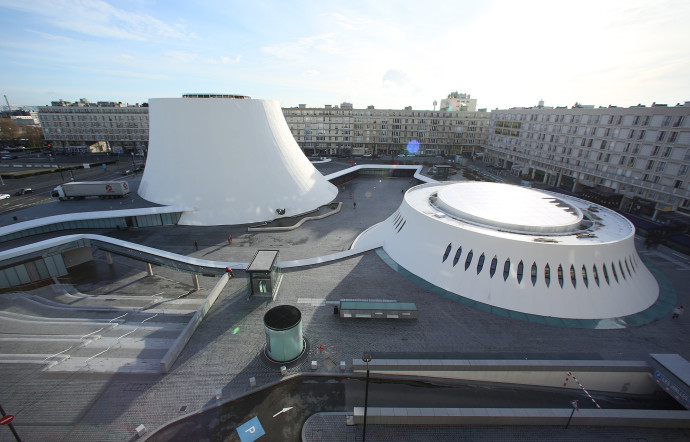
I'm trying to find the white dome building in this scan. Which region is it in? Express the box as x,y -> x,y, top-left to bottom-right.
138,96 -> 338,226
371,182 -> 659,321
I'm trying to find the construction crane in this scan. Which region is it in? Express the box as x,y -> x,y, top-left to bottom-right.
3,95 -> 11,113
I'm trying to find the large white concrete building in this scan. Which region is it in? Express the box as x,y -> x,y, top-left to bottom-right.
362,181 -> 659,322
137,95 -> 338,226
482,102 -> 690,216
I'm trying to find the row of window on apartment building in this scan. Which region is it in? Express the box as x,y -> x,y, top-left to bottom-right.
492,112 -> 685,128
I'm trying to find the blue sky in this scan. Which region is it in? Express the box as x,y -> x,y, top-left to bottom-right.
1,0 -> 689,110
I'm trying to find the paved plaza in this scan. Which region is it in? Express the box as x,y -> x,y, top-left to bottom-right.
0,161 -> 689,440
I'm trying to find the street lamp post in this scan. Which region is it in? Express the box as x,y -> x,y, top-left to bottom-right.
362,353 -> 372,442
564,399 -> 579,429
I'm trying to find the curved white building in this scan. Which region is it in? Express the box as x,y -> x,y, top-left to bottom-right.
138,96 -> 338,225
371,182 -> 659,320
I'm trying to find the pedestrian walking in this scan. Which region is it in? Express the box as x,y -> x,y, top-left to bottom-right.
353,201 -> 356,209
227,236 -> 232,245
194,240 -> 199,250
672,305 -> 684,319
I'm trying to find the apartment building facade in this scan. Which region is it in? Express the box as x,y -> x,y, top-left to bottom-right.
482,103 -> 690,215
38,98 -> 489,159
38,99 -> 149,153
282,103 -> 489,158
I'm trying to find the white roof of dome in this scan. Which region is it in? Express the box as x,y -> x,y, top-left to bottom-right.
435,182 -> 583,234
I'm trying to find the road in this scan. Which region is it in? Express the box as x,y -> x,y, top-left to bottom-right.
0,154 -> 152,224
147,375 -> 681,442
0,152 -> 144,208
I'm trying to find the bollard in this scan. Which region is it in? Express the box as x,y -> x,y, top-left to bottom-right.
249,376 -> 257,387
136,424 -> 147,438
311,360 -> 318,370
215,389 -> 222,400
340,361 -> 346,371
280,366 -> 287,376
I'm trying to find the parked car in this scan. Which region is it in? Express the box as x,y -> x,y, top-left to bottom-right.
1,155 -> 18,160
14,188 -> 33,195
0,194 -> 10,200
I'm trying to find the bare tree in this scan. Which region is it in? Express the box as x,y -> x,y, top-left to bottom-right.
22,126 -> 45,147
0,119 -> 20,140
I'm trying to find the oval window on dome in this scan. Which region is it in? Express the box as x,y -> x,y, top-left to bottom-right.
570,265 -> 576,288
592,264 -> 600,286
517,260 -> 524,284
464,250 -> 474,271
476,253 -> 485,274
452,246 -> 462,267
503,259 -> 511,281
531,262 -> 537,286
602,264 -> 610,285
557,264 -> 564,288
443,243 -> 452,262
619,260 -> 626,280
582,265 -> 589,288
544,264 -> 551,287
611,262 -> 619,283
490,256 -> 498,278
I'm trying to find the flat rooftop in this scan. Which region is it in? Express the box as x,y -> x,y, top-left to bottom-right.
435,182 -> 583,234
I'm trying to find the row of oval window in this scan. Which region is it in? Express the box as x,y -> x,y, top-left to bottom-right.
392,212 -> 406,233
442,243 -> 640,288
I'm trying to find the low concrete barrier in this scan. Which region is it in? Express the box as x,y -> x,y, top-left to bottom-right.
352,359 -> 656,394
352,407 -> 690,428
248,203 -> 341,232
160,273 -> 229,373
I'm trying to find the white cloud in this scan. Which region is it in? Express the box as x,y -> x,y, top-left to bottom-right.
0,0 -> 195,41
220,55 -> 241,64
23,28 -> 73,42
164,51 -> 197,63
382,70 -> 411,89
261,33 -> 340,60
319,12 -> 361,30
302,70 -> 319,77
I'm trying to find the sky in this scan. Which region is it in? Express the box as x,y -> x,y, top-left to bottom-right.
1,0 -> 689,111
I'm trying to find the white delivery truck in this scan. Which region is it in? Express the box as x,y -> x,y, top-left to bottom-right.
51,181 -> 130,201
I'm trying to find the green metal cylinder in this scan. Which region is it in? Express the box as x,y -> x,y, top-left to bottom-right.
264,305 -> 303,362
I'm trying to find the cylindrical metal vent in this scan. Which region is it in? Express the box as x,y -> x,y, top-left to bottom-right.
263,305 -> 303,362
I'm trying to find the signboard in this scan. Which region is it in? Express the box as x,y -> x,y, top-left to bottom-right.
655,370 -> 690,409
236,416 -> 265,442
0,415 -> 14,425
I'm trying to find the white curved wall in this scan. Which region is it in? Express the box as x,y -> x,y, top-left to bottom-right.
138,98 -> 337,225
375,183 -> 659,320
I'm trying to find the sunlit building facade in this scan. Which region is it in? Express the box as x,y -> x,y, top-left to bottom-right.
38,99 -> 149,152
282,103 -> 489,158
482,102 -> 690,215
